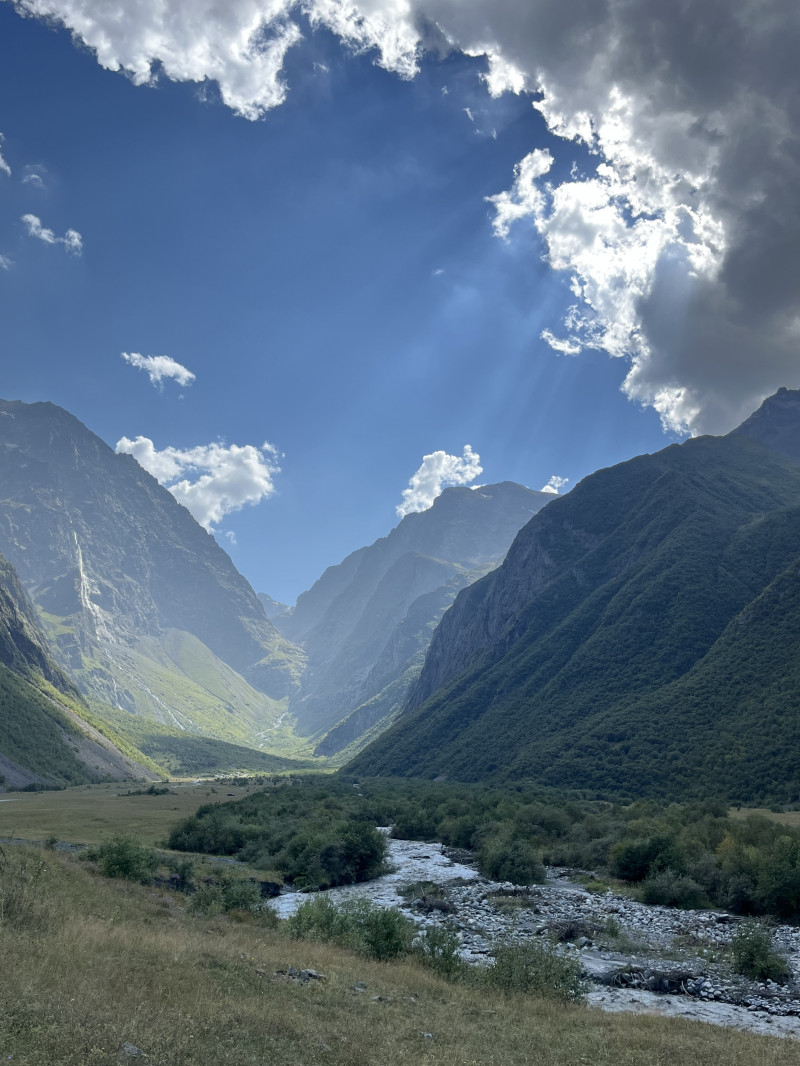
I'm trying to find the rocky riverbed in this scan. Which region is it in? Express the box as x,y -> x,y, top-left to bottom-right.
272,836 -> 800,1041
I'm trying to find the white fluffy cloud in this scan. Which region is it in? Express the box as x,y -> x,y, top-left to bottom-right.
121,352 -> 196,388
0,255 -> 12,271
21,213 -> 83,255
12,0 -> 800,433
116,435 -> 280,529
540,475 -> 568,495
0,133 -> 10,177
397,445 -> 483,517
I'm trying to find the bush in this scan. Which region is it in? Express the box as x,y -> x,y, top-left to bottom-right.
478,837 -> 546,885
731,919 -> 791,983
188,876 -> 261,916
639,869 -> 709,909
414,924 -> 465,979
287,896 -> 415,960
87,834 -> 158,883
483,940 -> 586,1001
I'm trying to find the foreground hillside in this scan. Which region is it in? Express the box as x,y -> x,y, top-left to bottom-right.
349,393 -> 800,801
2,844 -> 797,1065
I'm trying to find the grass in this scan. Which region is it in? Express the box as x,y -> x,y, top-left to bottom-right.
2,848 -> 800,1066
731,808 -> 800,829
0,780 -> 270,847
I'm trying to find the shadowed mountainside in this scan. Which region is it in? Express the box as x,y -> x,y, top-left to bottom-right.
348,391 -> 800,802
273,482 -> 554,750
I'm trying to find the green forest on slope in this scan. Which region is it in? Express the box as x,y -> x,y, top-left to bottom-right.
348,436 -> 800,802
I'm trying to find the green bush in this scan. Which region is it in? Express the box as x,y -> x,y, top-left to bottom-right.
414,924 -> 466,979
188,883 -> 225,917
86,834 -> 158,883
483,940 -> 586,1001
188,876 -> 261,916
731,919 -> 791,983
287,896 -> 415,960
478,837 -> 546,885
639,869 -> 709,909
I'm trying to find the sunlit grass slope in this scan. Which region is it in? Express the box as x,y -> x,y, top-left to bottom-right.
1,846 -> 798,1066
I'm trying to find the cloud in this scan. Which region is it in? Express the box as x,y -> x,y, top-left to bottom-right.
13,0 -> 800,433
397,445 -> 483,517
540,330 -> 581,356
22,171 -> 44,188
121,352 -> 196,389
115,435 -> 280,529
0,255 -> 13,271
540,475 -> 568,495
21,213 -> 83,255
0,133 -> 10,177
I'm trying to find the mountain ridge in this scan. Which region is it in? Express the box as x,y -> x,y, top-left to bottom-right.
347,391 -> 800,801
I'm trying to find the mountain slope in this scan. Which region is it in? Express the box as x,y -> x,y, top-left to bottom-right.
0,399 -> 300,753
275,482 -> 553,745
348,400 -> 800,801
0,552 -> 150,787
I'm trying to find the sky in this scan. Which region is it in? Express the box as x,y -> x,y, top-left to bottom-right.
1,0 -> 798,605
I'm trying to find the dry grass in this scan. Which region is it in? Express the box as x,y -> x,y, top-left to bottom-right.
0,847 -> 798,1066
729,808 -> 800,829
0,780 -> 263,847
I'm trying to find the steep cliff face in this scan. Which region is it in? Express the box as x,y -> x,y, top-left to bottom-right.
0,551 -> 147,787
0,400 -> 298,746
348,400 -> 800,800
278,482 -> 553,744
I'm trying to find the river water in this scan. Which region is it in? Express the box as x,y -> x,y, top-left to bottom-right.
268,833 -> 800,1042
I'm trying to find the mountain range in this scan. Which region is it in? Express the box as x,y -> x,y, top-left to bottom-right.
0,549 -> 149,787
275,481 -> 552,754
3,389 -> 800,801
348,390 -> 800,802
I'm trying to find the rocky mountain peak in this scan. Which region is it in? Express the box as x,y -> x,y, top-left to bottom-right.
729,386 -> 800,463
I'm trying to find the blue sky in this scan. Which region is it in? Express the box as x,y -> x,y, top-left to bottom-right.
1,1 -> 797,603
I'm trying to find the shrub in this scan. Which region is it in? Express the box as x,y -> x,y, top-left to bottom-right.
414,924 -> 466,979
189,876 -> 261,916
287,896 -> 415,961
639,869 -> 709,909
87,834 -> 158,883
188,883 -> 225,917
731,919 -> 791,983
483,940 -> 586,1001
478,837 -> 546,885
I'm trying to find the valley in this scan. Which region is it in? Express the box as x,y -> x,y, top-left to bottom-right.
2,391 -> 800,1062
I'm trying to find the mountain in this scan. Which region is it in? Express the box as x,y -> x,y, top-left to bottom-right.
275,482 -> 554,750
0,551 -> 149,788
257,593 -> 292,622
0,399 -> 303,760
348,391 -> 800,802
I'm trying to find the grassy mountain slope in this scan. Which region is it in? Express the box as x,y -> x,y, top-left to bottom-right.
0,398 -> 310,767
348,432 -> 800,801
0,553 -> 154,787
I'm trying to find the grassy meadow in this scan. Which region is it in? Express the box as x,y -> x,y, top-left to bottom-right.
0,779 -> 267,847
2,843 -> 799,1066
